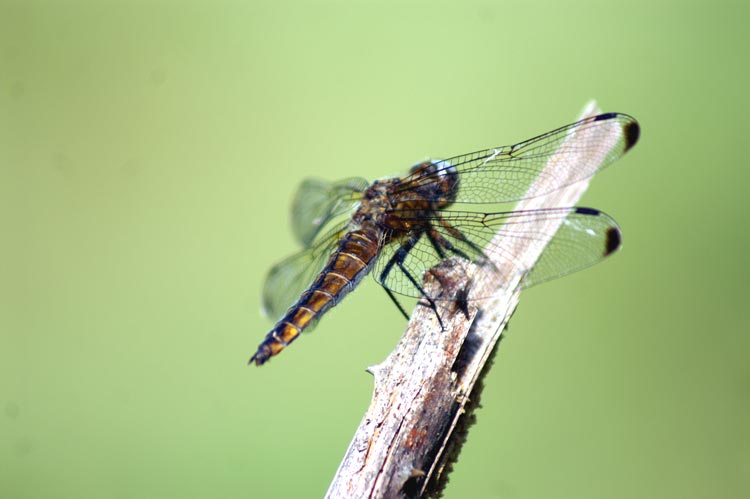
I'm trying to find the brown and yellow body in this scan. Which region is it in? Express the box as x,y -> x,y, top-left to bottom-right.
250,162 -> 457,365
250,224 -> 382,364
249,111 -> 639,366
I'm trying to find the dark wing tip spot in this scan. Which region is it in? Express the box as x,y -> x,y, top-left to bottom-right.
623,120 -> 640,152
574,207 -> 601,216
593,112 -> 640,152
604,227 -> 622,256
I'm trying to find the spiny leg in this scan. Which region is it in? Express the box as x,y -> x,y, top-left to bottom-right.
426,226 -> 473,262
383,286 -> 410,320
436,214 -> 500,273
379,231 -> 445,330
436,215 -> 488,261
378,234 -> 417,315
424,227 -> 474,319
425,230 -> 447,259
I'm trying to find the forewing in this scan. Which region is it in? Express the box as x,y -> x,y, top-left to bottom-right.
396,113 -> 639,204
373,208 -> 621,300
262,223 -> 346,320
291,177 -> 368,247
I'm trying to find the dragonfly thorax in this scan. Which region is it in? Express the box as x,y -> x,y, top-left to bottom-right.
352,161 -> 461,236
353,179 -> 400,228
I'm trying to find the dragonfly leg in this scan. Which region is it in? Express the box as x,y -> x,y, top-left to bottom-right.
382,286 -> 410,320
426,226 -> 473,261
378,231 -> 445,330
425,230 -> 447,259
436,215 -> 500,273
436,216 -> 488,261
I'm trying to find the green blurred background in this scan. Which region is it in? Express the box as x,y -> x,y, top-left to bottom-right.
2,1 -> 748,498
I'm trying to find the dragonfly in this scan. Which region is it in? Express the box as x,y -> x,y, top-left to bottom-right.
250,112 -> 639,366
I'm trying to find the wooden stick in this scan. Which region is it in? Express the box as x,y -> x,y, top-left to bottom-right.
325,101 -> 617,499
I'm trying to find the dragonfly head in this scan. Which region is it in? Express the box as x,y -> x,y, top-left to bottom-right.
408,159 -> 459,207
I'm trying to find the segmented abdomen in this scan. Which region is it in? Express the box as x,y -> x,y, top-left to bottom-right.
250,227 -> 382,365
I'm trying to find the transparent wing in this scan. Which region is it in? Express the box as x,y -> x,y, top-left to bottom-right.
372,207 -> 621,300
262,223 -> 347,319
291,177 -> 368,247
395,113 -> 639,204
519,207 -> 621,288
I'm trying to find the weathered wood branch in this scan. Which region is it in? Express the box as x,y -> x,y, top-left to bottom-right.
325,102 -> 618,499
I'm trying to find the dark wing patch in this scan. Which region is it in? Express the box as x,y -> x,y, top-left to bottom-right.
517,208 -> 621,288
604,226 -> 622,256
